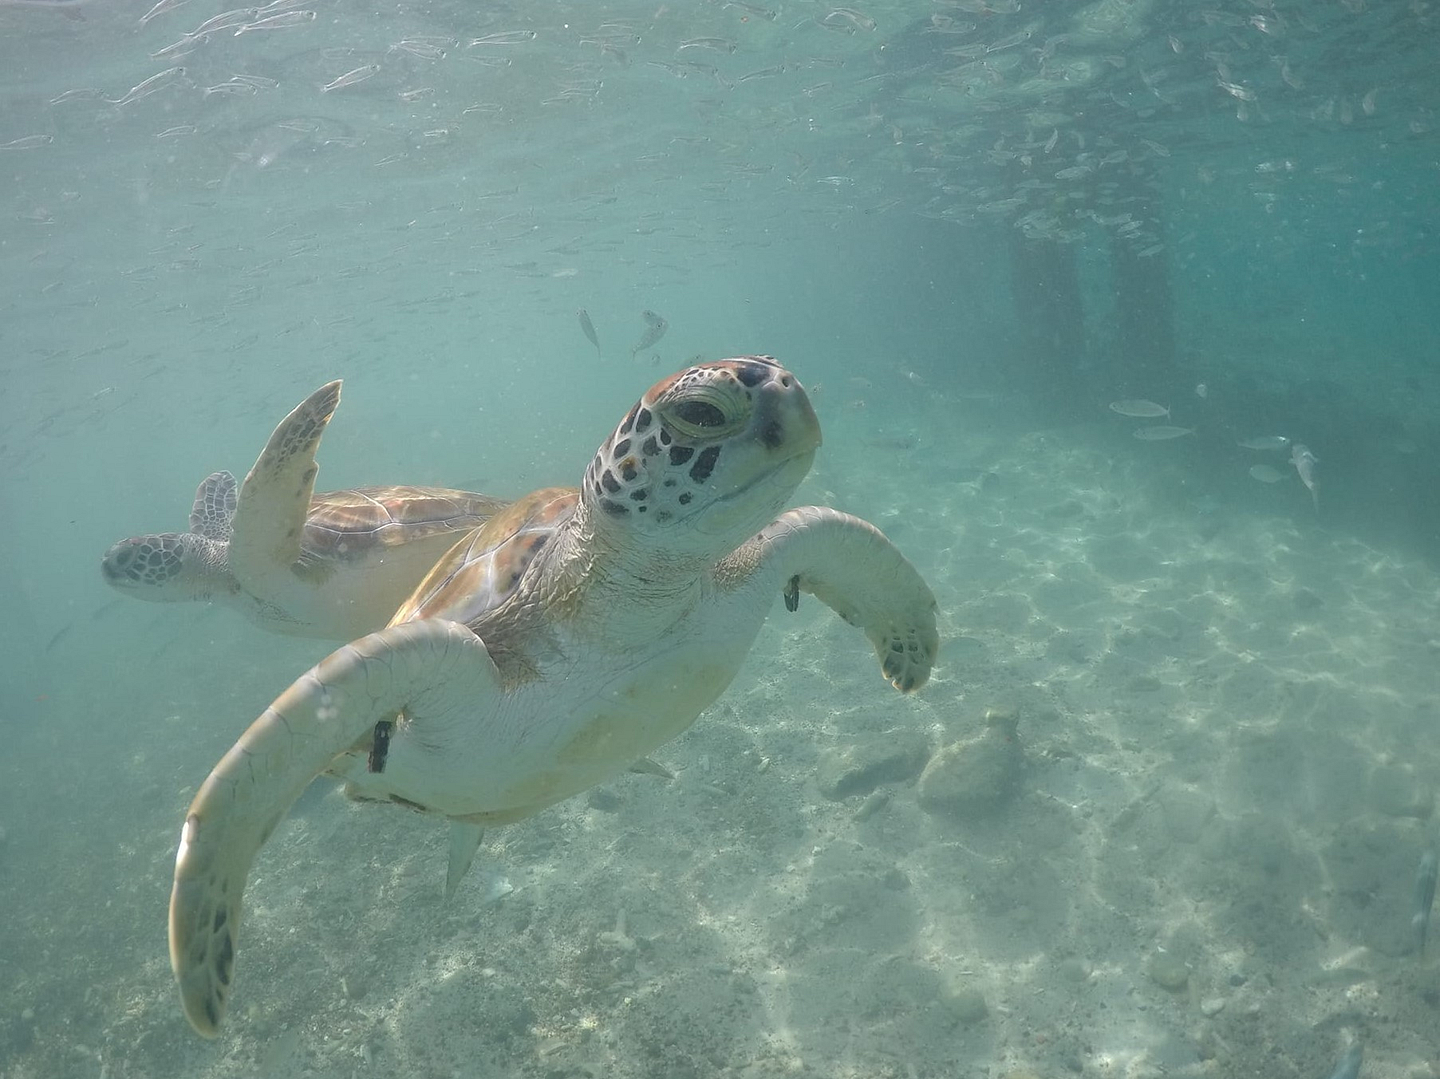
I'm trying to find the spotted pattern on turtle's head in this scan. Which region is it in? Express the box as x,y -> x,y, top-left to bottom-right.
581,356 -> 821,552
102,533 -> 189,588
100,532 -> 225,602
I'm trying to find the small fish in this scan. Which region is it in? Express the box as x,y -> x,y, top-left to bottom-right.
45,622 -> 73,652
630,310 -> 668,357
1414,850 -> 1437,955
1237,435 -> 1291,451
820,7 -> 876,32
0,134 -> 54,150
724,0 -> 777,19
94,597 -> 124,620
390,38 -> 448,60
188,6 -> 258,36
149,33 -> 201,58
477,870 -> 513,904
233,8 -> 314,32
0,0 -> 90,14
677,37 -> 737,53
1248,464 -> 1285,483
48,87 -> 105,104
628,756 -> 673,779
577,308 -> 601,357
468,29 -> 536,46
1109,399 -> 1169,418
1290,443 -> 1319,510
321,64 -> 379,92
138,0 -> 189,25
106,65 -> 186,106
204,79 -> 256,96
1133,426 -> 1194,441
1324,1043 -> 1362,1079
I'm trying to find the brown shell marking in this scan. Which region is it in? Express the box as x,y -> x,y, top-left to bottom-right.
389,487 -> 579,629
299,487 -> 509,562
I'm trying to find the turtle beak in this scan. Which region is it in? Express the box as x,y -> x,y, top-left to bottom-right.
101,538 -> 139,584
755,365 -> 821,461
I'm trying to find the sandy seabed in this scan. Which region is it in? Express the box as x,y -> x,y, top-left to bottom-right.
3,391 -> 1438,1079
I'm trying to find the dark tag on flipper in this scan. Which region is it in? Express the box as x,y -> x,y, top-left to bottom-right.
368,720 -> 392,773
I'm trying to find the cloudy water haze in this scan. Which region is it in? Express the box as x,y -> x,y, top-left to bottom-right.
2,0 -> 1438,1076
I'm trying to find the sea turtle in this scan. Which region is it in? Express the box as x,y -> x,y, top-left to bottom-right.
169,356 -> 939,1036
100,381 -> 508,639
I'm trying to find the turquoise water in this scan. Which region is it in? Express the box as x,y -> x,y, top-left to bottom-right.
2,2 -> 1438,1076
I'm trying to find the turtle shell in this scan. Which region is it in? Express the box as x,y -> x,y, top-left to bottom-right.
300,486 -> 509,565
388,487 -> 578,627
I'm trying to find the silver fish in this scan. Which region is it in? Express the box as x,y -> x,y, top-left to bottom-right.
1414,850 -> 1437,955
321,64 -> 379,92
678,37 -> 737,53
1132,425 -> 1194,441
1237,435 -> 1291,451
138,0 -> 190,25
106,66 -> 187,106
724,0 -> 777,19
468,29 -> 536,46
233,8 -> 314,32
630,310 -> 668,357
188,6 -> 257,35
577,308 -> 601,357
150,33 -> 202,58
1324,1043 -> 1362,1079
1109,398 -> 1169,418
820,7 -> 876,32
1290,443 -> 1318,510
0,134 -> 54,150
49,88 -> 105,104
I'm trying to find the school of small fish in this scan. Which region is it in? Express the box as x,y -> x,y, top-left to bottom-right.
1109,400 -> 1326,513
1,0 -> 1413,265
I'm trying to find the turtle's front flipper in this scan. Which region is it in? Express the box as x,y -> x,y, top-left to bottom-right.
743,506 -> 938,693
227,381 -> 341,589
168,618 -> 499,1037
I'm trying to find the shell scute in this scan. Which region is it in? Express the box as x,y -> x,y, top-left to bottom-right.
389,488 -> 578,627
301,487 -> 507,562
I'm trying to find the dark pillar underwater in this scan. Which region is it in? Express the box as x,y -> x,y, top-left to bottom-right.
1109,189 -> 1176,393
1009,233 -> 1086,422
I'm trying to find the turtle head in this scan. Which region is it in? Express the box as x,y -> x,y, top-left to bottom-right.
101,532 -> 232,602
582,356 -> 821,560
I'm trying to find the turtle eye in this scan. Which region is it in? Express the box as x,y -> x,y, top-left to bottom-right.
660,388 -> 744,439
672,400 -> 726,430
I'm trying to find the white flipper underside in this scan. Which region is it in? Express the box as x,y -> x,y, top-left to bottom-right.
168,618 -> 500,1036
744,506 -> 938,693
227,381 -> 340,592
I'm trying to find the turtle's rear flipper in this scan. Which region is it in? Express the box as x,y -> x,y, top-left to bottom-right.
445,821 -> 485,899
169,618 -> 499,1037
